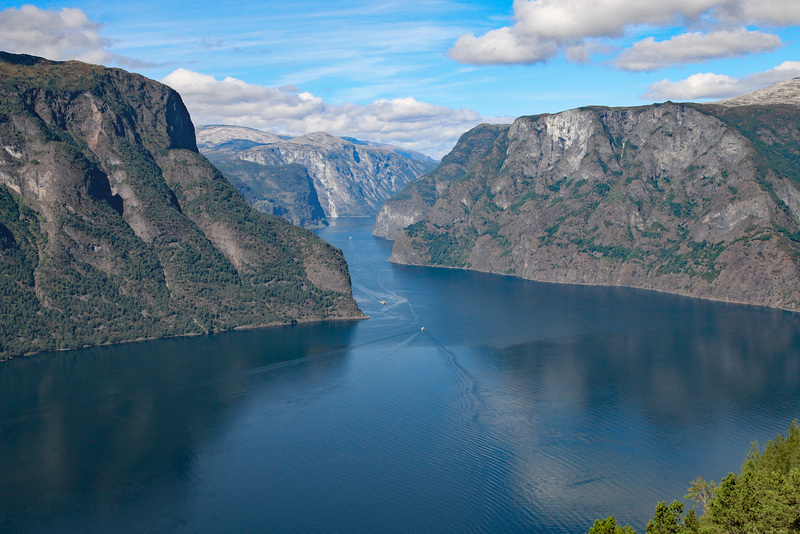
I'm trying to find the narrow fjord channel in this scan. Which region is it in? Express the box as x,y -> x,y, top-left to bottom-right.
1,217 -> 799,533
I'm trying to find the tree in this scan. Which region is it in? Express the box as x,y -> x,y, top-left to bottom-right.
587,422 -> 800,534
587,516 -> 637,534
685,477 -> 716,515
681,509 -> 699,534
646,501 -> 684,534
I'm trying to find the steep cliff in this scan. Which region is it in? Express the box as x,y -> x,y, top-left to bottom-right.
0,52 -> 363,360
373,123 -> 508,239
197,125 -> 437,223
196,125 -> 326,227
389,79 -> 800,311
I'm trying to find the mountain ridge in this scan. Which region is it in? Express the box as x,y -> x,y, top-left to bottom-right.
713,77 -> 800,107
381,80 -> 800,311
197,124 -> 437,225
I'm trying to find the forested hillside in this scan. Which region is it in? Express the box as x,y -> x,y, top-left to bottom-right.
0,52 -> 363,359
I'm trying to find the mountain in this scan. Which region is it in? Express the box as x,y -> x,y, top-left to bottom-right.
196,125 -> 438,226
197,126 -> 326,228
0,52 -> 363,360
373,123 -> 508,240
383,79 -> 800,311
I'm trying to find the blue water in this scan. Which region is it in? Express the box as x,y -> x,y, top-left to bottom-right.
1,217 -> 799,533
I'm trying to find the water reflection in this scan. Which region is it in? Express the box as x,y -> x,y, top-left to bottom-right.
1,218 -> 799,533
456,304 -> 800,530
0,322 -> 357,532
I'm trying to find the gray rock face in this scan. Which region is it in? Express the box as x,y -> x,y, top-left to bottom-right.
388,80 -> 800,311
0,52 -> 363,359
196,126 -> 327,227
196,125 -> 437,224
373,123 -> 508,239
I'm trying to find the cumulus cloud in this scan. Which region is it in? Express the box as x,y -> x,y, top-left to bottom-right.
163,69 -> 508,158
450,0 -> 794,68
512,0 -> 721,41
564,45 -> 591,64
449,27 -> 558,65
615,29 -> 782,71
0,5 -> 112,63
717,0 -> 800,25
0,5 -> 149,67
642,61 -> 800,101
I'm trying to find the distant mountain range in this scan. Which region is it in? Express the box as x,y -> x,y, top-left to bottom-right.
0,52 -> 363,359
378,79 -> 800,311
197,125 -> 438,227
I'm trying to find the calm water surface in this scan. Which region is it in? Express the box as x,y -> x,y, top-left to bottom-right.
2,217 -> 800,533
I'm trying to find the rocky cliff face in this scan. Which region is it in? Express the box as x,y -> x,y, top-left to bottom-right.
197,127 -> 326,228
196,125 -> 437,224
388,79 -> 800,311
373,123 -> 508,240
0,52 -> 363,359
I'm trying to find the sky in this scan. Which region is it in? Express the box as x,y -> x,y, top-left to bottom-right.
0,1 -> 799,158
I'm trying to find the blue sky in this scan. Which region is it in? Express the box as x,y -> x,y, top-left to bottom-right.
1,1 -> 799,157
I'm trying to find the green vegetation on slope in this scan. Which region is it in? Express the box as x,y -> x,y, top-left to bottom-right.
587,421 -> 800,533
391,101 -> 800,311
0,52 -> 361,360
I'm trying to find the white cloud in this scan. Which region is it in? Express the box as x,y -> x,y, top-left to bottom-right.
450,0 -> 797,68
564,45 -> 591,64
717,0 -> 800,25
615,29 -> 782,71
642,61 -> 800,101
512,0 -> 722,41
644,73 -> 741,101
163,69 -> 509,159
564,41 -> 614,64
0,5 -> 151,67
448,27 -> 558,65
0,5 -> 112,64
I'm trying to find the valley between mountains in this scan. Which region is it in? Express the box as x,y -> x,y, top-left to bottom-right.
3,49 -> 800,359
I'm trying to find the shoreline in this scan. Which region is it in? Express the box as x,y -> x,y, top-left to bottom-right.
2,312 -> 369,363
388,256 -> 795,314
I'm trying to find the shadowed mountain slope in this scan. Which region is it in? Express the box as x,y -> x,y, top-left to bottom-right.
0,52 -> 363,359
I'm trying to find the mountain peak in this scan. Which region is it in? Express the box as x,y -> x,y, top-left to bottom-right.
713,78 -> 800,107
